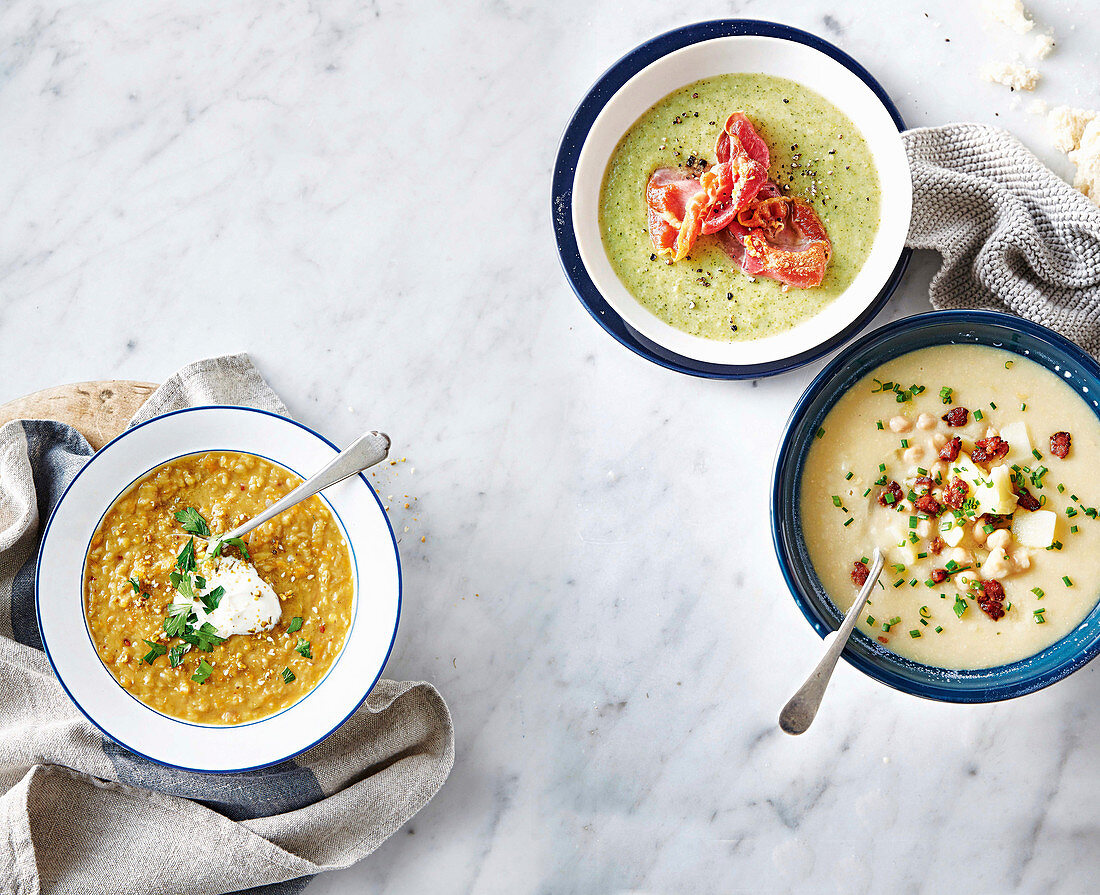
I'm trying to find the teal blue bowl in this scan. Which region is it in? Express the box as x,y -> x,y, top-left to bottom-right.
772,310 -> 1100,702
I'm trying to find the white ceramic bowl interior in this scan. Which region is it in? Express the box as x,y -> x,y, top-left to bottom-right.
37,406 -> 400,772
572,34 -> 912,367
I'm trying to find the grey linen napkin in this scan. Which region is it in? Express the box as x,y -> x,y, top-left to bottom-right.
903,123 -> 1100,356
0,354 -> 454,895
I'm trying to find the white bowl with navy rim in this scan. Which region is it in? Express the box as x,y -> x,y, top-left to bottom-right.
552,19 -> 913,379
773,310 -> 1100,702
36,406 -> 401,773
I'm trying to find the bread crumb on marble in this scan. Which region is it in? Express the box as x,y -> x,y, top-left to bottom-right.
980,61 -> 1040,91
982,0 -> 1034,34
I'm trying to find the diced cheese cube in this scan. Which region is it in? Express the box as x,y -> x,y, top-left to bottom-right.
999,420 -> 1033,467
948,452 -> 1018,516
1012,509 -> 1058,548
940,517 -> 966,547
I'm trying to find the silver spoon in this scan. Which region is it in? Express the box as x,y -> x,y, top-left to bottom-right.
779,547 -> 885,735
208,430 -> 390,554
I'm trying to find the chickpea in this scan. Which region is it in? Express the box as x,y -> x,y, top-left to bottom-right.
948,547 -> 972,566
917,412 -> 937,430
932,432 -> 948,449
903,445 -> 925,464
889,415 -> 914,433
972,522 -> 988,545
1011,551 -> 1031,573
985,426 -> 999,439
980,547 -> 1011,580
987,529 -> 1012,551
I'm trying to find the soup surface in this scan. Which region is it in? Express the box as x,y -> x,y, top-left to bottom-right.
84,451 -> 354,724
802,345 -> 1100,669
599,73 -> 881,342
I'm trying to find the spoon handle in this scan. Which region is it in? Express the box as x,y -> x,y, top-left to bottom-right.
778,548 -> 884,736
219,431 -> 391,543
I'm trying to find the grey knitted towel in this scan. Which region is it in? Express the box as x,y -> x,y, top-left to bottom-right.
0,354 -> 454,895
904,123 -> 1100,356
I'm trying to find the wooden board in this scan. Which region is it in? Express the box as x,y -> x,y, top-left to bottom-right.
0,381 -> 158,450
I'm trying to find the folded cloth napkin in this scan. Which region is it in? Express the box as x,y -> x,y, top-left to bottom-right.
904,123 -> 1100,357
0,354 -> 454,895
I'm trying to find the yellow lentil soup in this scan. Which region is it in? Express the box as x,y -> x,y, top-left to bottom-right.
83,451 -> 354,725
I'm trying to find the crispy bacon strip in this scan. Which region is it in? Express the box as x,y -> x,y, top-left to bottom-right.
1050,431 -> 1071,459
978,579 -> 1006,621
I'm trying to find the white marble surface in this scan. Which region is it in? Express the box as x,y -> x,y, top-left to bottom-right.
5,0 -> 1100,891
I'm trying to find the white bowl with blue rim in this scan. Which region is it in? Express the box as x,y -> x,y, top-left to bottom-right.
36,406 -> 401,773
553,20 -> 912,379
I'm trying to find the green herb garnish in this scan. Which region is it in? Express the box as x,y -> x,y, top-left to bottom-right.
141,639 -> 167,664
199,585 -> 225,614
191,660 -> 213,684
295,637 -> 313,659
288,616 -> 304,634
169,644 -> 190,668
174,507 -> 211,537
282,667 -> 296,684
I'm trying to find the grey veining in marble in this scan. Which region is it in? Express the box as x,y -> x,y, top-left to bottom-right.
3,0 -> 1100,892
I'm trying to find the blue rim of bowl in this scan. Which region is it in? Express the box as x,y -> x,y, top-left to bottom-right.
771,309 -> 1100,702
551,18 -> 912,380
35,405 -> 402,773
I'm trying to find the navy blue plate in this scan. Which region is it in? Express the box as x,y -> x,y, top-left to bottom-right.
773,310 -> 1100,702
552,19 -> 912,379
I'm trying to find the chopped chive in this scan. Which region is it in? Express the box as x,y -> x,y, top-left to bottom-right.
1063,576 -> 1073,587
861,556 -> 870,564
884,493 -> 896,504
909,629 -> 921,638
940,386 -> 953,404
909,578 -> 918,586
845,471 -> 854,480
879,463 -> 886,472
863,488 -> 872,497
909,515 -> 918,529
1004,361 -> 1013,370
935,625 -> 944,633
945,560 -> 958,571
1032,587 -> 1045,598
1071,524 -> 1079,533
925,578 -> 935,587
816,427 -> 825,439
844,518 -> 853,527
983,523 -> 995,534
1020,403 -> 1026,411
917,552 -> 928,559
1066,507 -> 1078,517
953,596 -> 968,618
832,495 -> 842,506
1032,448 -> 1043,460
876,420 -> 884,430
989,401 -> 997,409
919,618 -> 929,626
1058,483 -> 1065,493
919,606 -> 931,618
893,579 -> 904,588
917,466 -> 928,476
867,615 -> 875,625
901,438 -> 909,449
974,409 -> 984,421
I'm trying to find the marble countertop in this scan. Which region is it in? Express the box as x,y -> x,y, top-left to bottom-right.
5,0 -> 1099,891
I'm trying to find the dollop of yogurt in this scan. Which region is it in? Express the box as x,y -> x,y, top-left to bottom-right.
189,554 -> 281,637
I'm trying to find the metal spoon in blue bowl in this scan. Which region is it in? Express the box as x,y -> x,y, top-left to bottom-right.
779,548 -> 885,735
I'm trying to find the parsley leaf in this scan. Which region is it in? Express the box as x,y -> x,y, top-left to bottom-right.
163,606 -> 194,638
211,536 -> 251,561
295,637 -> 312,659
191,660 -> 213,684
287,616 -> 303,634
182,622 -> 225,652
200,585 -> 225,614
175,538 -> 197,574
169,643 -> 191,668
281,667 -> 296,684
169,570 -> 198,601
174,507 -> 211,537
141,639 -> 167,664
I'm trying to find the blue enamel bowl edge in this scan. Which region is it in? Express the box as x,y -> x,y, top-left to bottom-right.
550,17 -> 912,380
771,310 -> 1100,703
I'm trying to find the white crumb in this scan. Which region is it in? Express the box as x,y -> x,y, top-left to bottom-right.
1027,98 -> 1048,116
982,0 -> 1034,34
1068,119 -> 1100,205
980,61 -> 1040,91
1048,106 -> 1098,153
1030,33 -> 1055,60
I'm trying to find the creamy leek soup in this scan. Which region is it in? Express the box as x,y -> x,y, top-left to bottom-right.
599,73 -> 880,342
83,451 -> 354,724
801,345 -> 1100,669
